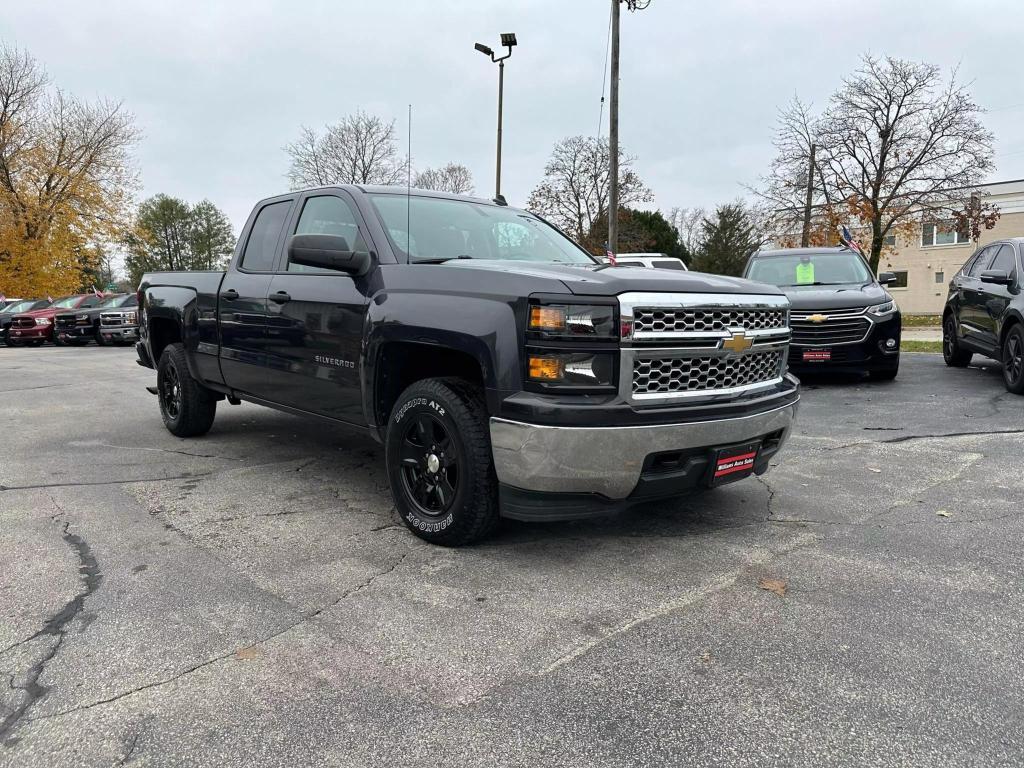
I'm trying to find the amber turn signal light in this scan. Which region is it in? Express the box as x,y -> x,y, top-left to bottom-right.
528,306 -> 566,332
528,356 -> 564,381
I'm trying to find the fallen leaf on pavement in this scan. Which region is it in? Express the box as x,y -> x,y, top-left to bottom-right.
868,467 -> 882,473
758,577 -> 787,597
235,647 -> 261,660
936,510 -> 951,518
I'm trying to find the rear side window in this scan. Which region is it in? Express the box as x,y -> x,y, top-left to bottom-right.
989,244 -> 1017,277
241,201 -> 291,272
288,195 -> 368,273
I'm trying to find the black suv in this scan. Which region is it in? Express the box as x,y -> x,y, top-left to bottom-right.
942,237 -> 1024,394
744,247 -> 902,380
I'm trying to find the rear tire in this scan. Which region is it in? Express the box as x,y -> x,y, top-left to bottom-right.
385,378 -> 499,546
943,315 -> 972,367
157,343 -> 217,437
1001,324 -> 1024,395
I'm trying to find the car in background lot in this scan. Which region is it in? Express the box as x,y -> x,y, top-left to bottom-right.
942,237 -> 1024,394
615,253 -> 689,270
98,295 -> 141,345
6,294 -> 104,346
1,299 -> 50,343
744,246 -> 902,380
1,297 -> 25,311
53,293 -> 132,346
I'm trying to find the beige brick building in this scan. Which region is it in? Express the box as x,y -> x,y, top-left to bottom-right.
880,178 -> 1024,315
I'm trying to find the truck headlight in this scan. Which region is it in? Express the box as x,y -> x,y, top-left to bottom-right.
527,352 -> 616,388
35,317 -> 51,326
76,313 -> 88,321
528,302 -> 616,339
867,299 -> 896,317
125,311 -> 138,323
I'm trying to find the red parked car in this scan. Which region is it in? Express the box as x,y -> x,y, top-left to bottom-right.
5,294 -> 106,347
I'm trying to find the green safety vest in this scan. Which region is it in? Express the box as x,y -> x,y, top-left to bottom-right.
795,262 -> 815,284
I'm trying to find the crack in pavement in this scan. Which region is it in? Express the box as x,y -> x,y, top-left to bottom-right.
819,428 -> 1024,453
114,730 -> 141,767
0,384 -> 74,393
92,443 -> 240,461
0,521 -> 102,739
0,474 -> 212,492
24,548 -> 414,725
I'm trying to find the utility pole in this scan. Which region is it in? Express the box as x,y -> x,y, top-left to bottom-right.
608,0 -> 621,257
607,1 -> 650,257
800,143 -> 816,247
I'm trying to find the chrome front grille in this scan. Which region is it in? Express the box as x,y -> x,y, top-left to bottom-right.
633,308 -> 786,336
13,317 -> 35,328
54,313 -> 77,329
619,292 -> 792,402
790,308 -> 870,346
101,312 -> 123,326
634,350 -> 785,396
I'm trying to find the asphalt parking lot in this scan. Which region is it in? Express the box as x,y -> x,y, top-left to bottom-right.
1,347 -> 1022,767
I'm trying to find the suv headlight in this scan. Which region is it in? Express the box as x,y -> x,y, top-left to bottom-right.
528,302 -> 617,339
35,317 -> 51,326
867,299 -> 897,318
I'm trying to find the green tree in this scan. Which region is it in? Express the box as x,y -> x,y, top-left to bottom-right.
691,203 -> 762,277
587,208 -> 688,262
125,195 -> 235,286
189,200 -> 236,271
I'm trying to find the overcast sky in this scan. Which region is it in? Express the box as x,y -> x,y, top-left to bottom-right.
3,0 -> 1023,237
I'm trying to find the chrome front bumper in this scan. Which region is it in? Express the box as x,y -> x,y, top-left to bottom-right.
489,397 -> 798,500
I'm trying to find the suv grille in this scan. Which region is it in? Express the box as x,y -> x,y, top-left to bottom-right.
633,350 -> 785,396
791,309 -> 870,345
633,308 -> 786,335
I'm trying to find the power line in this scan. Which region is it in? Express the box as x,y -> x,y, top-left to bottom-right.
596,3 -> 612,139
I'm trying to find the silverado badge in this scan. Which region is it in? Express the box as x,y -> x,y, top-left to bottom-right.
721,331 -> 754,354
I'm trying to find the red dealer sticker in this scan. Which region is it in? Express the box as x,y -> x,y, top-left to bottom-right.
708,441 -> 761,486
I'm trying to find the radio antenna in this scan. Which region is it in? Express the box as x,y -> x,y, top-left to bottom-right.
406,103 -> 412,258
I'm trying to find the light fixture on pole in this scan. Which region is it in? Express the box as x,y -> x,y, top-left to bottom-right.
475,33 -> 517,199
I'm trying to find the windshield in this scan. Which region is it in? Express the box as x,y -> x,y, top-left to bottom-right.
368,194 -> 596,265
747,251 -> 872,286
98,294 -> 129,308
2,301 -> 32,315
50,295 -> 81,309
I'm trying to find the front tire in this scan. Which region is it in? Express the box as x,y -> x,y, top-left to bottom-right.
943,315 -> 972,367
95,326 -> 107,346
157,343 -> 217,437
385,378 -> 499,546
1002,324 -> 1024,395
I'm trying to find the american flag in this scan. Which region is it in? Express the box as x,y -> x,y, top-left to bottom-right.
604,242 -> 617,266
92,285 -> 105,299
839,225 -> 867,259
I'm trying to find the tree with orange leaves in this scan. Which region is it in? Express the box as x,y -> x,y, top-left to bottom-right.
0,44 -> 138,298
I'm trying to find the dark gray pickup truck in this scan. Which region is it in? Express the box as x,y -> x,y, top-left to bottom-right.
136,185 -> 799,545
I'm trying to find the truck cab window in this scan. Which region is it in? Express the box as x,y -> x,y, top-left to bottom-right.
241,201 -> 291,272
288,195 -> 368,273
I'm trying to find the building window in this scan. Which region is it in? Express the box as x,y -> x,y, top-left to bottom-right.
891,270 -> 909,288
883,233 -> 896,247
935,270 -> 945,283
921,222 -> 971,247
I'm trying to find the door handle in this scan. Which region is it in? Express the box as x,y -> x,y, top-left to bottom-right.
270,291 -> 291,304
221,289 -> 239,301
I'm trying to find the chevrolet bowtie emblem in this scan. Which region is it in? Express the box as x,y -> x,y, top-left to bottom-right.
721,331 -> 753,354
807,314 -> 829,324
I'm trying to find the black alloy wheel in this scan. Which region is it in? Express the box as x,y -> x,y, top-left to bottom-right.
1003,325 -> 1024,395
943,315 -> 972,367
399,412 -> 459,517
156,343 -> 217,437
161,360 -> 182,420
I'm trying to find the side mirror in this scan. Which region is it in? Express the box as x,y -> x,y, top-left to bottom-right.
980,269 -> 1012,285
878,271 -> 897,286
287,234 -> 371,275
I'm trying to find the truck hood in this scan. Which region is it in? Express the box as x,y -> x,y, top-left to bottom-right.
780,282 -> 890,310
441,261 -> 784,297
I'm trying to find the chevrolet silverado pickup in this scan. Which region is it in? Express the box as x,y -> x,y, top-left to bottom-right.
136,186 -> 799,545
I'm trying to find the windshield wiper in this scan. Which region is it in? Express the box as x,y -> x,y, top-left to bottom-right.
778,281 -> 847,287
413,255 -> 475,264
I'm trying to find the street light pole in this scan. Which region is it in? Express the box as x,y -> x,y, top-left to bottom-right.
608,0 -> 620,256
475,34 -> 517,200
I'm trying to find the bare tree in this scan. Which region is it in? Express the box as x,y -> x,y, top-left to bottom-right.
666,206 -> 706,254
284,111 -> 405,189
413,163 -> 474,195
757,56 -> 995,272
527,135 -> 652,243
